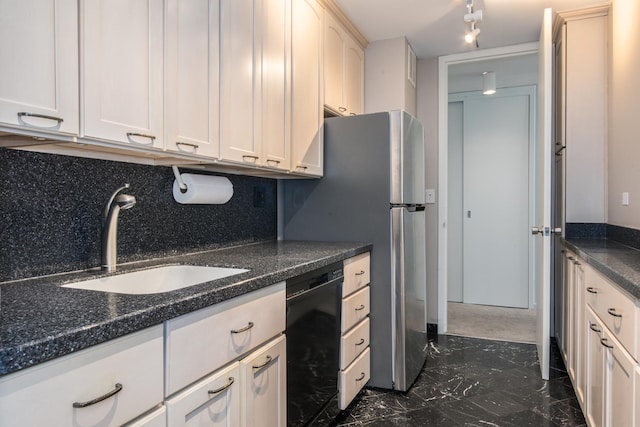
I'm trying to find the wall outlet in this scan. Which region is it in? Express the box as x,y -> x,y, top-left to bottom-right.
622,192 -> 630,206
425,189 -> 436,204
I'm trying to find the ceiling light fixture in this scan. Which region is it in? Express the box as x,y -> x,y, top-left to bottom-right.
483,71 -> 496,95
464,0 -> 483,48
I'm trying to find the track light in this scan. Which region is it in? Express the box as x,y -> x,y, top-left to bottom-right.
483,72 -> 496,95
465,28 -> 480,44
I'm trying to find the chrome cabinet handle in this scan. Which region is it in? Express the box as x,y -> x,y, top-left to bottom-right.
355,270 -> 365,276
231,322 -> 254,334
574,261 -> 581,266
266,159 -> 281,165
72,383 -> 123,408
253,355 -> 273,371
17,112 -> 64,126
568,256 -> 575,261
589,323 -> 601,333
355,372 -> 366,381
126,132 -> 156,144
176,142 -> 199,152
339,106 -> 347,112
350,112 -> 357,116
586,287 -> 598,294
355,338 -> 365,346
242,155 -> 259,163
607,308 -> 622,318
296,165 -> 308,170
600,338 -> 614,349
355,304 -> 366,311
208,377 -> 235,395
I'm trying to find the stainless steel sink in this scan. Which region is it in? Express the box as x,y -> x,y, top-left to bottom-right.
62,265 -> 249,295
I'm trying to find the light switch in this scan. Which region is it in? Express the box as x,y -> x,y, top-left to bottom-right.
622,192 -> 630,206
425,189 -> 436,204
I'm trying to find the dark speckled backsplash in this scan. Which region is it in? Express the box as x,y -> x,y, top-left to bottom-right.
0,148 -> 276,281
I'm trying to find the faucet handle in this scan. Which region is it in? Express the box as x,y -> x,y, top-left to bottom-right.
104,184 -> 131,219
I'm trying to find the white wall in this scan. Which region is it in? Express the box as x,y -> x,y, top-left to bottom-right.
416,57 -> 438,324
608,0 -> 640,229
365,36 -> 417,116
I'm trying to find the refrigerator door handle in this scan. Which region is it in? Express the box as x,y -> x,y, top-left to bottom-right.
390,203 -> 426,212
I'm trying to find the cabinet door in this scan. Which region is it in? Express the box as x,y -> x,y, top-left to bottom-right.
260,0 -> 291,171
291,0 -> 324,176
82,0 -> 164,148
586,308 -> 605,427
0,0 -> 78,135
166,363 -> 240,427
324,12 -> 346,114
344,35 -> 364,116
240,335 -> 286,427
220,0 -> 260,165
603,329 -> 635,427
566,254 -> 576,380
575,261 -> 586,407
126,406 -> 167,427
165,0 -> 220,158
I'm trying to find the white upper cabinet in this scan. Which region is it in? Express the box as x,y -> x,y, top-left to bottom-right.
164,0 -> 220,158
220,0 -> 258,164
81,0 -> 164,149
220,0 -> 291,170
291,0 -> 324,176
260,0 -> 291,171
323,12 -> 363,117
0,0 -> 79,135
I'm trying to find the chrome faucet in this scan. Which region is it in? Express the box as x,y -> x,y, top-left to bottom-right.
102,184 -> 136,272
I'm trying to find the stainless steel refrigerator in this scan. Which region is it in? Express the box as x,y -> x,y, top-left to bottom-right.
282,110 -> 427,391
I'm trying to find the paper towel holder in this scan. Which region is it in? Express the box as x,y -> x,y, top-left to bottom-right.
172,166 -> 188,193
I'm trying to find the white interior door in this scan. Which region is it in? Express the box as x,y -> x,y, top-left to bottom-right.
535,7 -> 554,380
458,89 -> 533,309
447,101 -> 464,303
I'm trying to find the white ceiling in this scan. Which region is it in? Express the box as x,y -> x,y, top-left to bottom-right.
334,0 -> 608,58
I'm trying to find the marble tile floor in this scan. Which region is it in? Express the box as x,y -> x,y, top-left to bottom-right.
320,335 -> 585,427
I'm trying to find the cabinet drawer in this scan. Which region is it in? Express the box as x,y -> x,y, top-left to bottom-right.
0,326 -> 163,427
125,406 -> 166,427
587,267 -> 637,358
343,252 -> 370,297
166,363 -> 240,427
338,347 -> 370,410
342,286 -> 370,332
340,317 -> 370,370
166,283 -> 286,395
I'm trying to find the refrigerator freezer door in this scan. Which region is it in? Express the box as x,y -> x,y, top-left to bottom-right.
391,206 -> 427,391
390,111 -> 425,204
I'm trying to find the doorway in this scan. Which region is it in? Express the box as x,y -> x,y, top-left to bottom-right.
448,87 -> 535,309
436,43 -> 540,338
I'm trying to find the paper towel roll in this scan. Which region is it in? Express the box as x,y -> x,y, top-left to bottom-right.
173,174 -> 233,204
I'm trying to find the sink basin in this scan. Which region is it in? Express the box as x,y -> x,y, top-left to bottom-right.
62,265 -> 249,295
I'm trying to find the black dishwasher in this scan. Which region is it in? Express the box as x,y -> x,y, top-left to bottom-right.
286,262 -> 343,426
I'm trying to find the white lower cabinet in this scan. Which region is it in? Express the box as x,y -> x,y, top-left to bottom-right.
338,348 -> 370,410
603,328 -> 635,427
126,406 -> 167,427
585,307 -> 606,427
0,326 -> 164,427
167,363 -> 241,427
240,334 -> 287,427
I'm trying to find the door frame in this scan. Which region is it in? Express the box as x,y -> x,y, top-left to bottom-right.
437,42 -> 539,333
449,86 -> 537,310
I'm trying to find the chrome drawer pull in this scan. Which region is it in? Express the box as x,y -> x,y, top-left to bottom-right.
72,383 -> 123,408
126,132 -> 156,144
355,304 -> 366,311
600,338 -> 614,349
17,112 -> 64,126
607,308 -> 623,318
339,106 -> 347,112
355,338 -> 365,346
568,256 -> 575,261
231,322 -> 254,334
574,261 -> 581,266
242,155 -> 259,162
253,355 -> 273,371
589,323 -> 601,333
266,159 -> 281,165
208,377 -> 235,395
176,142 -> 199,152
355,372 -> 366,382
355,270 -> 365,276
586,287 -> 598,294
296,165 -> 308,170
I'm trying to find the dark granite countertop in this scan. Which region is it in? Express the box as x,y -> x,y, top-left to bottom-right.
0,240 -> 371,377
564,238 -> 640,299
